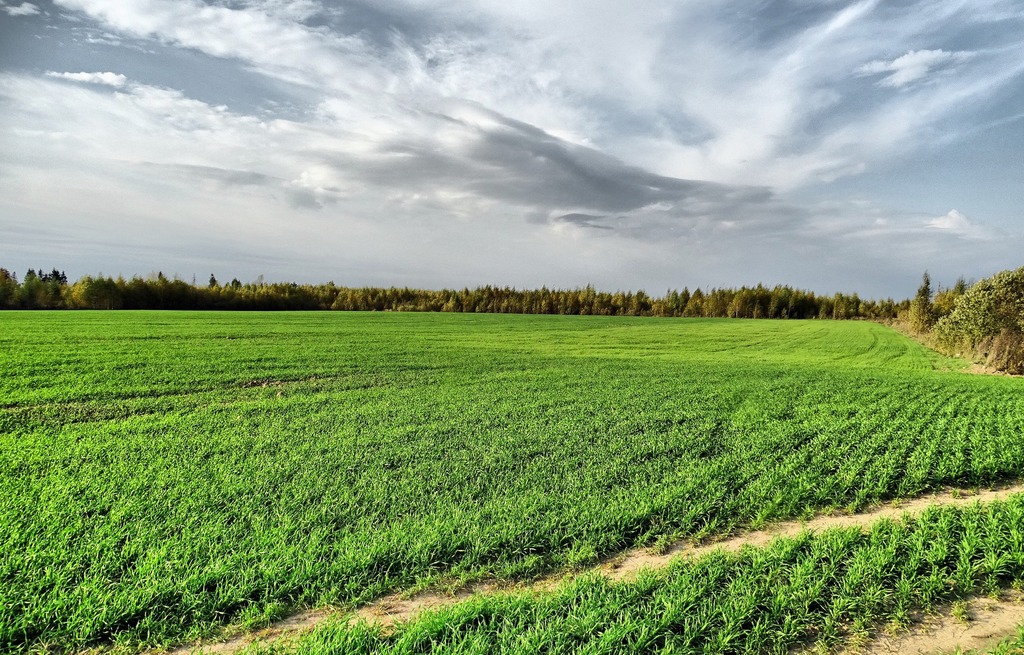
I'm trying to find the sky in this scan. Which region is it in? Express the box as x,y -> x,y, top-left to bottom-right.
1,0 -> 1022,297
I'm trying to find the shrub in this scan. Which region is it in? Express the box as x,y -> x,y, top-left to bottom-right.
934,267 -> 1024,373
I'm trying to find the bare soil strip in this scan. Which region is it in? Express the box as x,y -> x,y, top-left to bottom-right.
166,482 -> 1024,654
835,590 -> 1024,655
600,484 -> 1024,583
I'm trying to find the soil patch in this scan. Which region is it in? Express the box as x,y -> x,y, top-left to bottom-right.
837,590 -> 1024,655
167,610 -> 331,655
967,363 -> 1022,378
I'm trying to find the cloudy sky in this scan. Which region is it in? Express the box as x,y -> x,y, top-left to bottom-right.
1,0 -> 1022,297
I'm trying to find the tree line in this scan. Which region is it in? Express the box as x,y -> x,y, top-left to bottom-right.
0,267 -> 907,319
6,263 -> 1019,372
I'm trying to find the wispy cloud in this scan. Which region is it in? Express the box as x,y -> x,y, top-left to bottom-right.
45,71 -> 127,87
52,0 -> 381,91
48,0 -> 1024,194
857,49 -> 974,88
1,1 -> 39,16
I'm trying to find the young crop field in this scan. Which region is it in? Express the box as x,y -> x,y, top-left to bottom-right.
1,312 -> 1023,653
248,498 -> 1024,655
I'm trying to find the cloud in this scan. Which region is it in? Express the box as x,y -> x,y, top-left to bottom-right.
298,97 -> 792,243
857,49 -> 974,88
925,209 -> 992,239
1,1 -> 39,16
794,205 -> 1002,260
137,162 -> 280,188
49,0 -> 1024,195
553,213 -> 614,231
4,2 -> 1024,296
52,0 -> 380,91
45,71 -> 127,87
1,70 -> 803,270
229,0 -> 328,23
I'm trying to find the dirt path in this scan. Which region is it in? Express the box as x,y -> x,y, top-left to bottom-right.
837,591 -> 1024,655
167,482 -> 1024,654
600,484 -> 1024,582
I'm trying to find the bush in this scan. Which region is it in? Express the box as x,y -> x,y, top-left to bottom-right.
934,267 -> 1024,374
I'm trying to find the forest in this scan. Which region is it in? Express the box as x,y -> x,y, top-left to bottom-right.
0,267 -> 902,319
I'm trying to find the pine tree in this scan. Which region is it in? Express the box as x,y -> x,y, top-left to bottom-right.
907,271 -> 936,333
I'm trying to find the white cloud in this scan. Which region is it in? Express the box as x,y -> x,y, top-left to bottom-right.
927,208 -> 971,231
1,2 -> 40,16
48,0 -> 1024,194
857,49 -> 973,88
234,0 -> 328,23
45,71 -> 128,87
925,209 -> 991,239
52,0 -> 380,91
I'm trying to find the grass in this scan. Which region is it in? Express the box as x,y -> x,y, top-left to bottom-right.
245,498 -> 1024,655
1,312 -> 1023,652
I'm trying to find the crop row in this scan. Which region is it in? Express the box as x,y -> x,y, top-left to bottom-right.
245,496 -> 1024,654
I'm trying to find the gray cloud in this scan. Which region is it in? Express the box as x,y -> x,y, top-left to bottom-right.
136,162 -> 328,209
553,213 -> 613,230
139,162 -> 280,188
306,99 -> 780,239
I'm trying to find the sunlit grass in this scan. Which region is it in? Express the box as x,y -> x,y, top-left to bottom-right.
1,312 -> 1022,651
248,499 -> 1024,655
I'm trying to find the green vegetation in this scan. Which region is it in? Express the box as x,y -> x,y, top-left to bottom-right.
934,268 -> 1024,374
247,498 -> 1024,655
906,271 -> 938,334
0,266 -> 902,318
2,313 -> 1023,653
903,267 -> 1024,374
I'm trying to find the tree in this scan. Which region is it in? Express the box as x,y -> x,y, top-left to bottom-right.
933,276 -> 967,320
0,268 -> 17,308
906,271 -> 936,333
935,268 -> 1024,345
17,269 -> 44,309
71,276 -> 123,309
684,288 -> 705,317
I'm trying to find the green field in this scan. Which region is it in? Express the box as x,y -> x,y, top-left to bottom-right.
256,498 -> 1024,655
2,312 -> 1023,652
